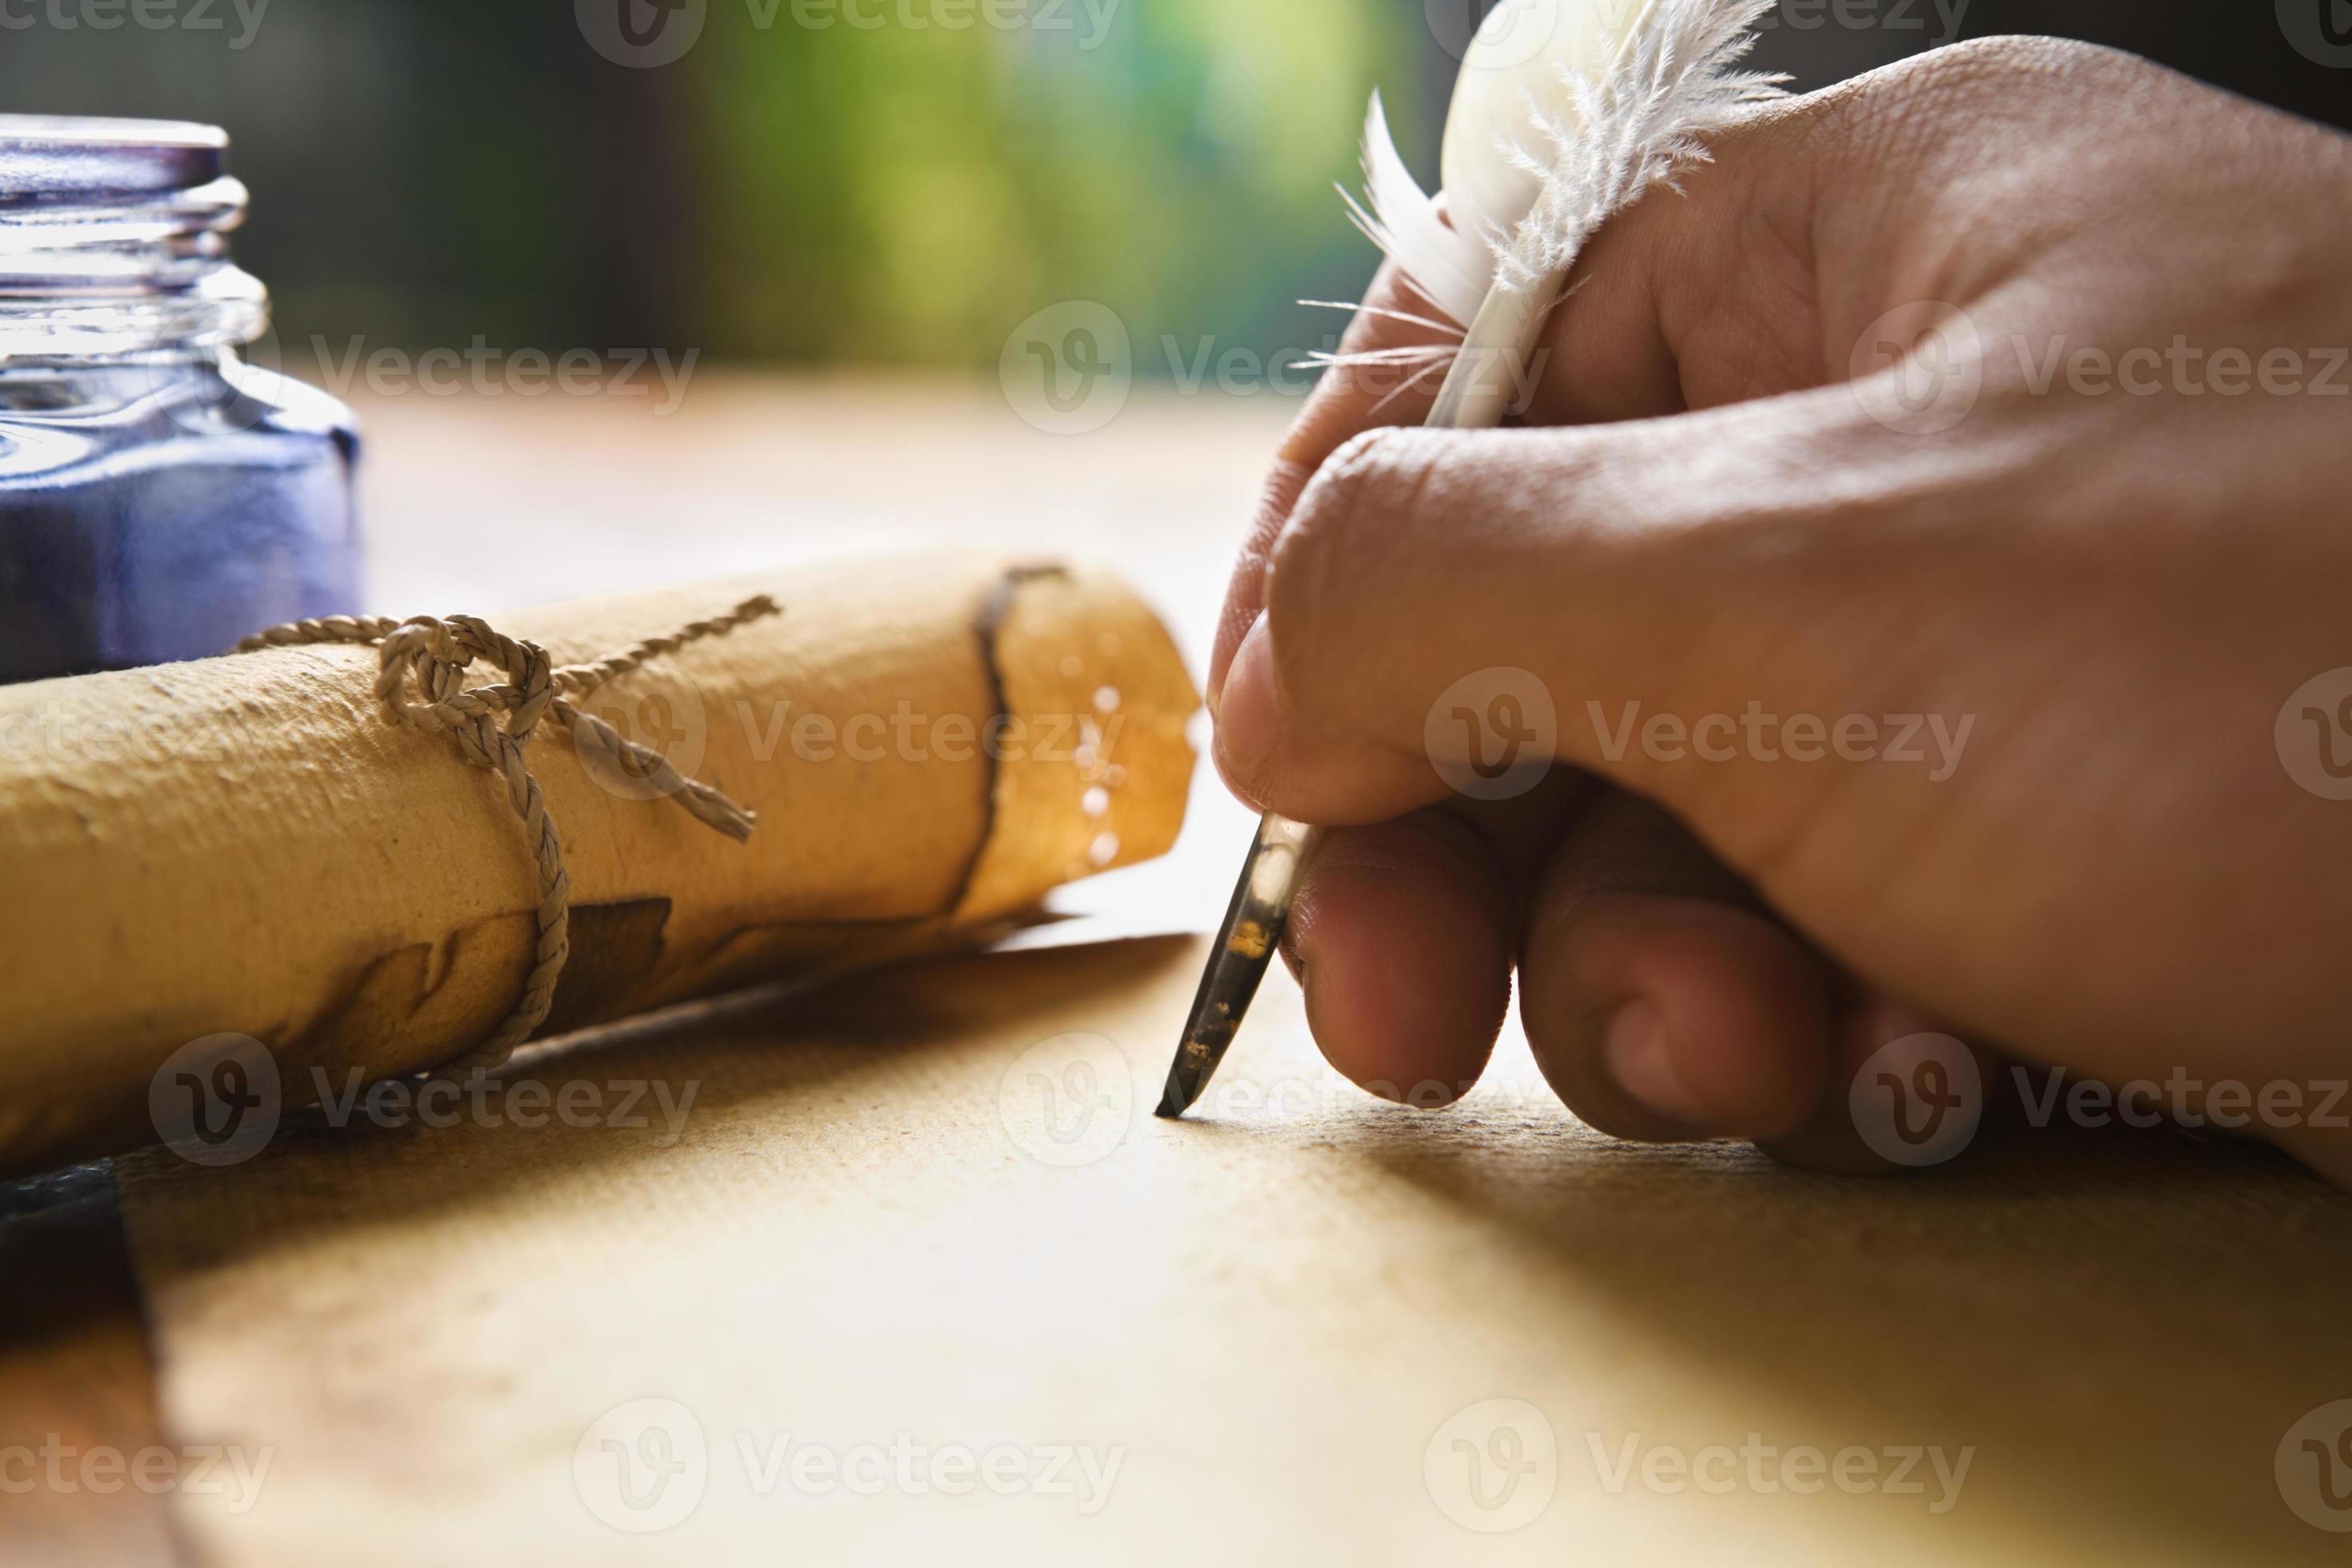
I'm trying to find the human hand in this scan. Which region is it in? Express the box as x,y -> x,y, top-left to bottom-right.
1207,38 -> 2352,1181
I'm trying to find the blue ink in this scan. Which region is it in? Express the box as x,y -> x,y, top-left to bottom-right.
0,117 -> 359,685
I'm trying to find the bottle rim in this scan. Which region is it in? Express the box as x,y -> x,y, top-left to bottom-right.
0,115 -> 226,150
0,115 -> 266,358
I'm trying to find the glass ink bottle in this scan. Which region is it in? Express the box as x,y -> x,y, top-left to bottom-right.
0,116 -> 360,685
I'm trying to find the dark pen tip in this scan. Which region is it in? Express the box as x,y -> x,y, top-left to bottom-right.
1158,814 -> 1318,1129
1155,1075 -> 1197,1120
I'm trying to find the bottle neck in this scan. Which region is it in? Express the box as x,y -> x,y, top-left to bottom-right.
0,116 -> 267,362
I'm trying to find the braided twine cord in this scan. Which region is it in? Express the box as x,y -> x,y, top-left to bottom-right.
234,595 -> 781,1080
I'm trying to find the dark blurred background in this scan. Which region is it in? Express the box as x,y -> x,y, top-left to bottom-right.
2,0 -> 2342,373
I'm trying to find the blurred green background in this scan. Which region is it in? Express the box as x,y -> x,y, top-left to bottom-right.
0,0 -> 2338,373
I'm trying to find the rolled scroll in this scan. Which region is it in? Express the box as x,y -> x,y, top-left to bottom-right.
0,555 -> 1198,1176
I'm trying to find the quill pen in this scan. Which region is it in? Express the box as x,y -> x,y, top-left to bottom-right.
1159,0 -> 1786,1118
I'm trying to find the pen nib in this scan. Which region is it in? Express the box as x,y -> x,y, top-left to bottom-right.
1157,1018 -> 1237,1121
1155,814 -> 1321,1119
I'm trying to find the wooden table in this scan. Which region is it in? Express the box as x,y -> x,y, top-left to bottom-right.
12,378 -> 2352,1566
0,377 -> 1288,1566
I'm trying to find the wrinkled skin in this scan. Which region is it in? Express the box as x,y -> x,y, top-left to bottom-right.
1206,39 -> 2352,1182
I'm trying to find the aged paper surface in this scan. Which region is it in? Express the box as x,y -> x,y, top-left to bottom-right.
114,936 -> 2352,1565
2,558 -> 1194,1174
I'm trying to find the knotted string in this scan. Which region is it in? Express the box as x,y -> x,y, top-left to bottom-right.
234,595 -> 780,1079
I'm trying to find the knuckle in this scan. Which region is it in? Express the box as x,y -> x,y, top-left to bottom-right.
1265,426 -> 1415,633
1259,425 -> 1447,744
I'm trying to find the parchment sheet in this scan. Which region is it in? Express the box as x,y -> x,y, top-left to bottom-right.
112,934 -> 2352,1565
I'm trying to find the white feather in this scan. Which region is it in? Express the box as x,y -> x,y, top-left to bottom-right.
1336,90 -> 1490,331
1491,0 -> 1787,297
1441,0 -> 1651,239
1324,0 -> 1785,384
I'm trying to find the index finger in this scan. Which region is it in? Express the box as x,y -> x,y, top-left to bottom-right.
1206,261 -> 1454,706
